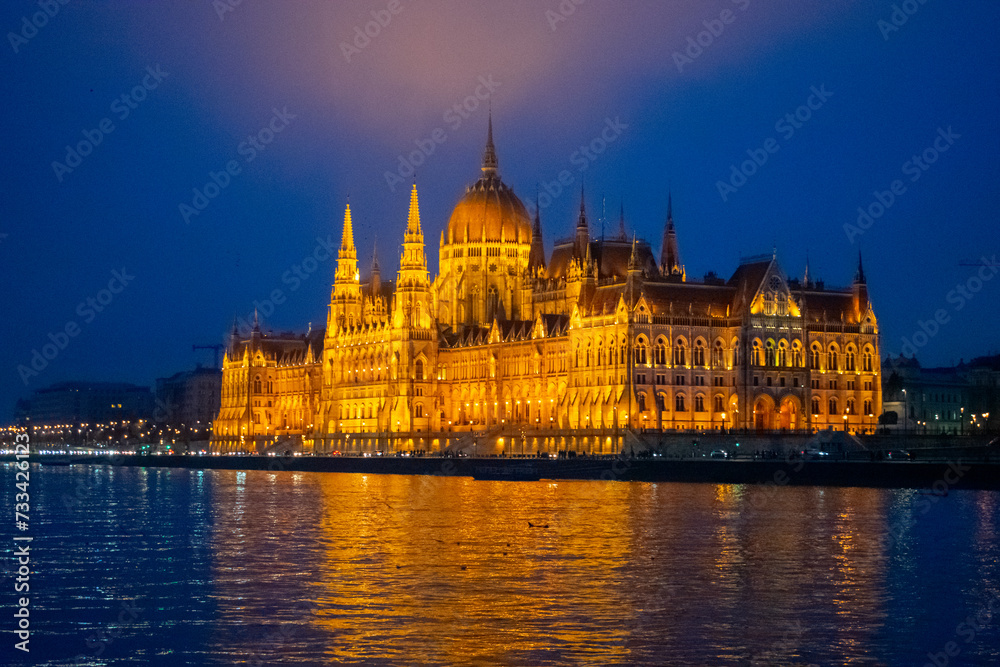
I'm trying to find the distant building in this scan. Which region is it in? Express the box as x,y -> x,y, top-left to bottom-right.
213,120 -> 882,454
15,381 -> 154,426
881,354 -> 1000,434
155,366 -> 222,427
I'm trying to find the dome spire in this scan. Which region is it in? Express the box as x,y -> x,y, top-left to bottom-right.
482,107 -> 498,176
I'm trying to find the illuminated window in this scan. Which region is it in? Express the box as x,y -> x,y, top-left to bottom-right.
675,393 -> 686,412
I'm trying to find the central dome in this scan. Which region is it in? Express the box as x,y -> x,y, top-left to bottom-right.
447,174 -> 532,244
445,115 -> 532,245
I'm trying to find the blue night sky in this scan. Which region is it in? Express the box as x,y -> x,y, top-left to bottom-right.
1,0 -> 997,418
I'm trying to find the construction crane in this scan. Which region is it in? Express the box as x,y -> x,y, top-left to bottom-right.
192,344 -> 224,369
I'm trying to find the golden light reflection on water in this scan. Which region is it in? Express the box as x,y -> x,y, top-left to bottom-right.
200,472 -> 992,665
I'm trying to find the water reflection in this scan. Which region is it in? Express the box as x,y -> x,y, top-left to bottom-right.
198,473 -> 1000,665
12,464 -> 997,665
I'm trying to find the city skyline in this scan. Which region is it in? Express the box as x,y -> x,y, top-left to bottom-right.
2,1 -> 998,422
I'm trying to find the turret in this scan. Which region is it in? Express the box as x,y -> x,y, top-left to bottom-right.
660,191 -> 683,279
329,202 -> 363,330
575,186 -> 589,259
528,197 -> 546,271
852,249 -> 869,322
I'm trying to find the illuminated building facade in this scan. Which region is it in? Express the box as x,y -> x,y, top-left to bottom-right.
212,122 -> 881,453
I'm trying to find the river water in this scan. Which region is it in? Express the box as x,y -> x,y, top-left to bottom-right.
4,463 -> 1000,665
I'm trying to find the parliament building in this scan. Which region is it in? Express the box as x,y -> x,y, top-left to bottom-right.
211,121 -> 881,455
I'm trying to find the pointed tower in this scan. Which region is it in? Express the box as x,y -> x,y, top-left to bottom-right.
329,202 -> 363,331
575,186 -> 589,259
482,109 -> 498,177
660,191 -> 683,279
852,249 -> 869,322
528,196 -> 546,271
393,183 -> 432,329
803,251 -> 811,288
370,243 -> 381,297
617,202 -> 627,241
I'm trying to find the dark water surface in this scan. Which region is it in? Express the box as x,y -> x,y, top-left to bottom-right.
3,463 -> 999,665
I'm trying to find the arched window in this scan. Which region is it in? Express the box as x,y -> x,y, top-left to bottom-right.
777,340 -> 787,367
863,399 -> 873,416
752,340 -> 762,367
763,291 -> 776,315
846,398 -> 856,415
675,393 -> 686,412
620,340 -> 628,365
596,341 -> 603,366
862,348 -> 873,372
792,341 -> 803,367
586,342 -> 592,367
253,375 -> 262,393
712,341 -> 724,368
654,339 -> 667,365
638,393 -> 647,412
635,339 -> 648,365
674,339 -> 687,366
694,395 -> 705,412
811,397 -> 820,415
713,395 -> 724,412
828,346 -> 839,371
846,347 -> 856,372
828,397 -> 838,415
415,360 -> 424,380
811,344 -> 821,370
415,403 -> 423,418
694,340 -> 706,366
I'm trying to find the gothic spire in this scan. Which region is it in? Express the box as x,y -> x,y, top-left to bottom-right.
528,195 -> 546,270
405,182 -> 423,238
335,202 -> 359,285
575,185 -> 589,259
617,201 -> 626,241
854,249 -> 866,284
340,201 -> 356,255
482,109 -> 498,176
660,190 -> 681,276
